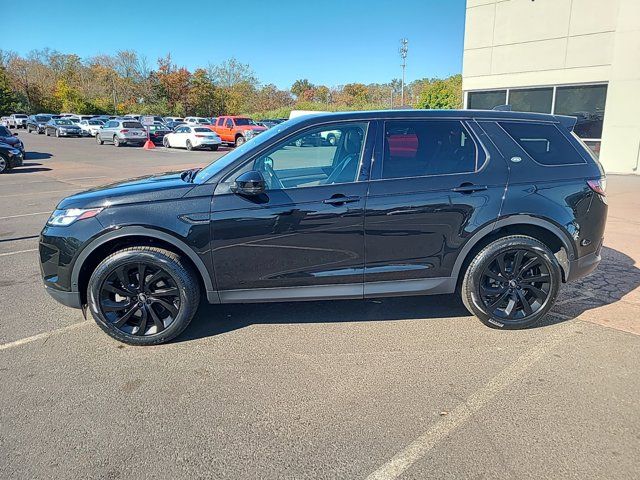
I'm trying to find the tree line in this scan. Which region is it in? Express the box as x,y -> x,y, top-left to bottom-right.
0,49 -> 462,119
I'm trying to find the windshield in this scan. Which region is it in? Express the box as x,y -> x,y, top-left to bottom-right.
89,120 -> 103,125
35,115 -> 51,122
193,120 -> 294,184
194,127 -> 213,133
56,120 -> 73,125
234,117 -> 256,126
15,115 -> 27,118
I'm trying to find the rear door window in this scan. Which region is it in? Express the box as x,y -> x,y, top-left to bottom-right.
499,121 -> 585,166
123,122 -> 143,129
381,120 -> 477,179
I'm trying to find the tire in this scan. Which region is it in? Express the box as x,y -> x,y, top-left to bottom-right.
235,135 -> 245,147
0,154 -> 8,174
96,134 -> 103,145
113,136 -> 121,147
163,137 -> 170,148
45,128 -> 50,137
87,246 -> 201,346
27,126 -> 32,133
55,129 -> 60,138
460,235 -> 561,329
210,144 -> 219,151
186,140 -> 193,151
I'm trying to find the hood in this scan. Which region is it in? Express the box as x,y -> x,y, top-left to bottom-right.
0,136 -> 20,147
57,171 -> 195,209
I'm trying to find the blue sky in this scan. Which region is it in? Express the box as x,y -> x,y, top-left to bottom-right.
8,0 -> 466,89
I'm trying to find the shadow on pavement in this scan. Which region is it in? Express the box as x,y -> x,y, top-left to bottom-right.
11,161 -> 52,173
178,247 -> 640,342
25,152 -> 52,160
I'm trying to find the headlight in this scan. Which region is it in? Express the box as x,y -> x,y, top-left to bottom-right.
47,208 -> 103,227
243,129 -> 255,139
9,148 -> 20,155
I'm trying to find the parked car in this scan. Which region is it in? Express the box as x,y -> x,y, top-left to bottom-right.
39,110 -> 608,345
0,142 -> 24,173
184,117 -> 213,127
163,117 -> 184,124
165,120 -> 186,131
79,119 -> 105,136
147,124 -> 171,145
45,118 -> 83,137
0,126 -> 25,154
8,114 -> 28,129
212,115 -> 267,146
96,119 -> 147,147
0,116 -> 9,127
162,125 -> 222,150
26,114 -> 53,134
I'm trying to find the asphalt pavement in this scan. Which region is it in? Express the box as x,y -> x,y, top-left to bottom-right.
1,132 -> 638,479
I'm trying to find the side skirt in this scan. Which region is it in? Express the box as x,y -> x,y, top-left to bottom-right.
212,277 -> 457,304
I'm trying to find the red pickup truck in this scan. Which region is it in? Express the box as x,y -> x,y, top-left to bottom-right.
212,116 -> 267,147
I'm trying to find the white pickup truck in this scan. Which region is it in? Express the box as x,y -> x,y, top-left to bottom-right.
8,114 -> 28,129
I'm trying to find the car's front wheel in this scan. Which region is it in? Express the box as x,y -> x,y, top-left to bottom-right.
163,137 -> 170,148
87,247 -> 201,346
461,235 -> 561,329
0,155 -> 9,174
186,140 -> 193,151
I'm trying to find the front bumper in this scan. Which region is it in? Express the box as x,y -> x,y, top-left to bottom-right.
44,285 -> 82,308
6,151 -> 23,168
58,130 -> 82,136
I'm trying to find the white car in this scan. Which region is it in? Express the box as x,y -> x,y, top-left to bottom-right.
164,116 -> 184,123
162,125 -> 222,151
79,119 -> 104,136
184,116 -> 212,126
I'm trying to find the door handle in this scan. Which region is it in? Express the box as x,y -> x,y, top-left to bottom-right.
323,195 -> 360,205
451,183 -> 488,194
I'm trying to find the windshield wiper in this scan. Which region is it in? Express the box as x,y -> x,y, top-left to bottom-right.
181,168 -> 201,183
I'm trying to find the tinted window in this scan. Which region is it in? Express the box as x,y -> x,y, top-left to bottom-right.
0,126 -> 10,136
225,119 -> 233,128
217,118 -> 225,126
246,122 -> 367,190
123,122 -> 143,129
468,90 -> 507,110
234,117 -> 255,126
499,121 -> 585,166
509,88 -> 553,113
194,127 -> 212,133
554,84 -> 607,139
381,120 -> 476,179
35,115 -> 51,122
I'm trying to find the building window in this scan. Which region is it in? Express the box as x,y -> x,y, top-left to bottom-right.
553,84 -> 608,140
509,87 -> 553,113
467,90 -> 507,110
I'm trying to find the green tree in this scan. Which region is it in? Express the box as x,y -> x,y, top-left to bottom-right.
416,74 -> 462,110
0,67 -> 19,115
290,79 -> 314,98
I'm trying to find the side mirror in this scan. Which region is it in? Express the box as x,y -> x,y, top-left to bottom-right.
231,170 -> 266,195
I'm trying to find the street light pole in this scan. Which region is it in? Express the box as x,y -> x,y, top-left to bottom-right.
399,38 -> 408,107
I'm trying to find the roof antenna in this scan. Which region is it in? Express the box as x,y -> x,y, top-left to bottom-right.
492,104 -> 512,111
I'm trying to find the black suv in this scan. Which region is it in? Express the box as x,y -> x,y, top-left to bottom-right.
39,110 -> 607,345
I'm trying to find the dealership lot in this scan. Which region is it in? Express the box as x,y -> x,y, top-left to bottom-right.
1,134 -> 639,479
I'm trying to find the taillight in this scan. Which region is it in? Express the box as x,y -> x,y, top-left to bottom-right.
195,134 -> 206,138
120,129 -> 129,133
587,178 -> 606,196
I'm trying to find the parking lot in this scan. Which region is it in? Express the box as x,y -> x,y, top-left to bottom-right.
1,133 -> 639,479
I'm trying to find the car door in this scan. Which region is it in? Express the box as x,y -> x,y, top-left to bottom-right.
210,121 -> 376,302
363,118 -> 507,296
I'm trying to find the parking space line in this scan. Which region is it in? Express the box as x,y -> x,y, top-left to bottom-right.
0,248 -> 38,257
0,211 -> 50,220
365,321 -> 577,480
0,321 -> 91,352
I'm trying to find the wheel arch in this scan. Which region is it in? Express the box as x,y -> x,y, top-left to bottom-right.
72,227 -> 217,304
453,215 -> 576,286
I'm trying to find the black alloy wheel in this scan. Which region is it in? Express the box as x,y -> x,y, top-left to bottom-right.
479,249 -> 551,321
98,262 -> 180,337
461,235 -> 561,329
88,247 -> 200,345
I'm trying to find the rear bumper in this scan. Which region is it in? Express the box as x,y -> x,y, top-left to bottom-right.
566,243 -> 602,282
44,285 -> 82,309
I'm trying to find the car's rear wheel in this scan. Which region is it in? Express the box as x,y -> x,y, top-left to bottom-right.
96,134 -> 103,145
461,235 -> 561,329
210,144 -> 219,151
87,247 -> 201,346
163,137 -> 170,148
186,140 -> 193,151
55,129 -> 60,138
113,135 -> 121,147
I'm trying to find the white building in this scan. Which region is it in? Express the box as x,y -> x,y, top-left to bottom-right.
462,0 -> 640,174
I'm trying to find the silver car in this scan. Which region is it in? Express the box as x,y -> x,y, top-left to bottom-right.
96,119 -> 147,147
